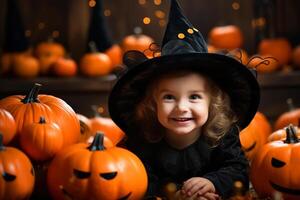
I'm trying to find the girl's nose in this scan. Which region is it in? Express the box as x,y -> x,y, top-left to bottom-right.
176,99 -> 189,111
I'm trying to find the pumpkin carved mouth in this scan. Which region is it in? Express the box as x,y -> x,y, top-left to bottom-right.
61,187 -> 73,200
270,181 -> 300,195
118,192 -> 132,200
243,141 -> 256,152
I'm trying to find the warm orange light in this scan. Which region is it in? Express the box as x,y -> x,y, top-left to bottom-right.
154,0 -> 161,5
143,17 -> 151,24
155,10 -> 165,19
104,9 -> 111,16
138,0 -> 146,5
232,2 -> 240,10
88,0 -> 96,7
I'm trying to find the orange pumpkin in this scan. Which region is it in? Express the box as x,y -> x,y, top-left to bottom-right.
239,112 -> 272,160
47,133 -> 147,200
51,57 -> 77,77
90,106 -> 125,145
0,108 -> 16,145
258,38 -> 292,66
105,44 -> 123,68
268,125 -> 300,142
208,25 -> 243,49
247,54 -> 280,73
13,54 -> 40,78
80,52 -> 112,76
228,49 -> 249,65
0,134 -> 35,199
250,125 -> 300,200
274,98 -> 300,130
0,53 -> 13,75
35,40 -> 66,75
19,116 -> 63,161
0,83 -> 80,147
122,34 -> 154,57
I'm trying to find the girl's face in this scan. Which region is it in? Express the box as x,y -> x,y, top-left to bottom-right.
155,73 -> 210,137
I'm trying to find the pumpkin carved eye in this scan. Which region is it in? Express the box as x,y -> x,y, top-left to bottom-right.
2,172 -> 16,182
271,158 -> 286,168
73,169 -> 91,179
100,172 -> 117,180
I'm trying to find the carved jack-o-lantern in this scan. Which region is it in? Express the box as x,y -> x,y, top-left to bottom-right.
0,134 -> 35,199
250,125 -> 300,200
47,133 -> 147,200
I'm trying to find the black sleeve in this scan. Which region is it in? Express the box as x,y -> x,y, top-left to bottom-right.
202,126 -> 249,198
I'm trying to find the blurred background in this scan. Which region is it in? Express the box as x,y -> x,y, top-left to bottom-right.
0,0 -> 300,124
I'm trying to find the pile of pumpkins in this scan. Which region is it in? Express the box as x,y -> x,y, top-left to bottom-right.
0,33 -> 155,79
207,25 -> 300,73
0,83 -> 147,200
239,99 -> 300,199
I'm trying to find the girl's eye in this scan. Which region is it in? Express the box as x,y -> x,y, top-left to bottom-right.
162,94 -> 175,100
190,94 -> 201,100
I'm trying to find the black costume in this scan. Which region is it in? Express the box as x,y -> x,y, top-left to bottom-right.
108,0 -> 260,199
126,126 -> 249,198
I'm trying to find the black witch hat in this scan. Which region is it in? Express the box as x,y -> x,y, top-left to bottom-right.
108,0 -> 260,133
86,0 -> 113,52
3,0 -> 29,52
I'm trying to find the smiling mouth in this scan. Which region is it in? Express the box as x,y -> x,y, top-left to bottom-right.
118,192 -> 132,200
270,181 -> 300,195
171,117 -> 193,122
243,141 -> 256,152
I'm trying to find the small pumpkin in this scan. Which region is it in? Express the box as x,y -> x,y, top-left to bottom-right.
247,54 -> 280,73
47,133 -> 147,200
13,54 -> 40,78
208,25 -> 243,50
51,57 -> 77,77
19,116 -> 63,161
258,38 -> 292,66
0,134 -> 35,199
268,125 -> 300,142
0,108 -> 16,145
274,98 -> 300,130
105,44 -> 123,68
239,112 -> 272,160
250,125 -> 300,200
0,83 -> 80,147
35,40 -> 66,75
90,106 -> 125,145
122,34 -> 154,57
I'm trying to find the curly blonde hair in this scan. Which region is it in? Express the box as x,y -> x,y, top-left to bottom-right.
134,70 -> 237,146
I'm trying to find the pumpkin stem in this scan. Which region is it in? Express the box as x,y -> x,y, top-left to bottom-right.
88,41 -> 98,53
87,132 -> 106,151
0,134 -> 5,151
39,116 -> 46,124
21,83 -> 42,103
287,98 -> 295,111
284,124 -> 299,144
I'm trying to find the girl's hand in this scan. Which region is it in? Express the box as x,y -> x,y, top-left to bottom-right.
181,177 -> 216,198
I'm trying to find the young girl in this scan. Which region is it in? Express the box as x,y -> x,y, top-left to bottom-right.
108,0 -> 260,199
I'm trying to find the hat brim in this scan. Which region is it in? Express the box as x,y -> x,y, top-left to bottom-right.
108,53 -> 260,133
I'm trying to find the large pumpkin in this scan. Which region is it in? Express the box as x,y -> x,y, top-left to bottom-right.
0,134 -> 35,199
274,98 -> 300,130
250,125 -> 300,200
19,116 -> 63,161
0,83 -> 80,147
0,108 -> 16,145
47,133 -> 147,200
239,112 -> 272,160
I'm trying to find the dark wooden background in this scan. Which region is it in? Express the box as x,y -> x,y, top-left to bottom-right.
0,0 -> 300,125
